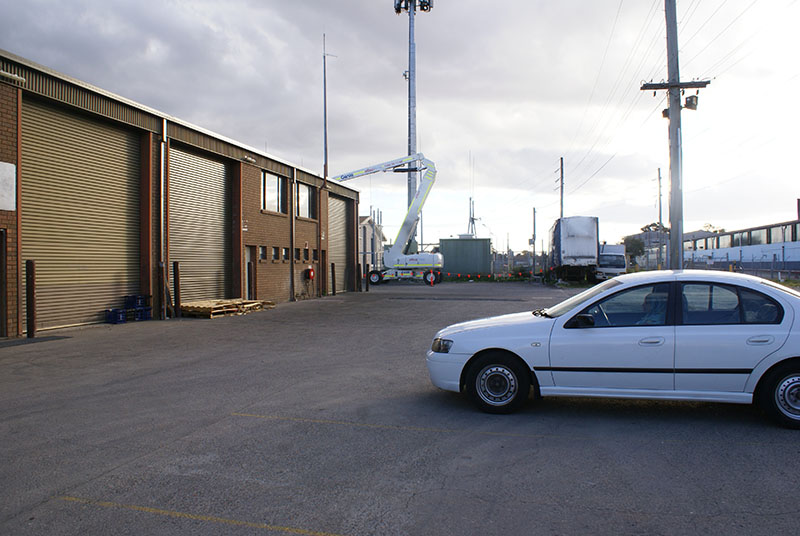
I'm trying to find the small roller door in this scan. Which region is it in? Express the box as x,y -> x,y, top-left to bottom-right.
168,146 -> 231,301
20,99 -> 140,330
328,195 -> 349,293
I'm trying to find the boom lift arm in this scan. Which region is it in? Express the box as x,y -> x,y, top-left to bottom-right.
332,153 -> 438,269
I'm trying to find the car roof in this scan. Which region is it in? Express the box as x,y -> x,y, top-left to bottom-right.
614,269 -> 775,287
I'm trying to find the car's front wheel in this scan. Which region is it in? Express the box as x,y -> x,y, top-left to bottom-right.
757,361 -> 800,429
465,352 -> 531,414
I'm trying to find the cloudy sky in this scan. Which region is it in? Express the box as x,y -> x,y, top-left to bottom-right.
1,0 -> 798,252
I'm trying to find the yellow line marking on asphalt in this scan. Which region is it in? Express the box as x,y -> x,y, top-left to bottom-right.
59,496 -> 346,536
231,412 -> 544,439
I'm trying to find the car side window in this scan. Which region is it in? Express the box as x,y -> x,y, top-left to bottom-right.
578,283 -> 670,327
740,288 -> 782,323
681,283 -> 783,325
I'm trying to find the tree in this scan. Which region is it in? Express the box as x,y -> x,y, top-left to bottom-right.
702,223 -> 725,233
623,236 -> 645,259
641,222 -> 669,233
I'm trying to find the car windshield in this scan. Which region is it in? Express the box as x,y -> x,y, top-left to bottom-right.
543,279 -> 622,318
598,254 -> 626,268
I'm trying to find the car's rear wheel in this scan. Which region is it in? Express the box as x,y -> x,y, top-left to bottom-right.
424,271 -> 437,285
757,362 -> 800,429
465,352 -> 531,414
368,271 -> 383,285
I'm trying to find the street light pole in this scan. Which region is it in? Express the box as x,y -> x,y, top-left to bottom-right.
395,0 -> 432,252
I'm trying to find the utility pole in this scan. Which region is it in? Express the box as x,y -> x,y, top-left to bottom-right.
559,157 -> 564,219
531,207 -> 537,277
641,0 -> 709,270
657,167 -> 663,269
657,168 -> 663,225
322,34 -> 337,185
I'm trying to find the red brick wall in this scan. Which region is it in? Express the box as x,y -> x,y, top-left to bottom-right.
294,218 -> 320,300
242,164 -> 325,303
0,83 -> 18,335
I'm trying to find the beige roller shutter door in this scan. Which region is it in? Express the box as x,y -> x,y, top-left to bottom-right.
328,195 -> 349,293
20,99 -> 140,330
168,146 -> 231,302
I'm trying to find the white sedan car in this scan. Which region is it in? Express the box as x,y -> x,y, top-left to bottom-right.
426,270 -> 800,428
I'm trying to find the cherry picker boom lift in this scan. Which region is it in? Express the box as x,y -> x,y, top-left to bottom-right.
332,153 -> 443,284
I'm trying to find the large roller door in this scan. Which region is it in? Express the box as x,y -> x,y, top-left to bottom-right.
168,146 -> 231,301
328,195 -> 350,293
20,99 -> 140,330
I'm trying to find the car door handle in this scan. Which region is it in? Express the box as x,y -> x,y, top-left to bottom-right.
639,337 -> 665,346
747,335 -> 774,345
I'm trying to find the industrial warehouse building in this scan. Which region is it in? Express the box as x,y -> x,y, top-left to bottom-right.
0,50 -> 360,336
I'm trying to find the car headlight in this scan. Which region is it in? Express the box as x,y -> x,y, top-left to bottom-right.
431,338 -> 453,353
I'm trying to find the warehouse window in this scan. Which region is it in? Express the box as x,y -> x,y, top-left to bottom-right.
296,182 -> 316,219
262,172 -> 287,213
259,246 -> 267,260
282,247 -> 290,261
750,229 -> 767,245
272,247 -> 280,261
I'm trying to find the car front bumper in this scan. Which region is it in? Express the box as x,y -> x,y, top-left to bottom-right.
426,350 -> 469,393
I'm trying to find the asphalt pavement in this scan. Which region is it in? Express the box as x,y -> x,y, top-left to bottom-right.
0,281 -> 796,535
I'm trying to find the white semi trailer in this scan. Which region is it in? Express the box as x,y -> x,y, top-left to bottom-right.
549,216 -> 600,281
332,153 -> 443,284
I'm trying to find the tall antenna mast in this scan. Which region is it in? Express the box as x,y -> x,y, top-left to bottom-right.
467,197 -> 477,236
394,0 -> 433,250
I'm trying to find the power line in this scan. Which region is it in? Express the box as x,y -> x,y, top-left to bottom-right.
563,0 -> 626,158
679,0 -> 730,50
682,0 -> 758,69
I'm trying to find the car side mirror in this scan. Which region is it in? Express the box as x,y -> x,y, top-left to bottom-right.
572,314 -> 595,328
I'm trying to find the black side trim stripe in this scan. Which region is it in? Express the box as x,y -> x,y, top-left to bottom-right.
534,367 -> 752,375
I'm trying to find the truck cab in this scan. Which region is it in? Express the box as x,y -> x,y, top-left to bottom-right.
596,244 -> 627,280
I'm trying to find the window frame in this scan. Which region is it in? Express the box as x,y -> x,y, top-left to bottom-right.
565,282 -> 675,329
262,172 -> 287,214
679,282 -> 784,326
295,182 -> 316,219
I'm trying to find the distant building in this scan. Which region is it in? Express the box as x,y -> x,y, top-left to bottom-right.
358,215 -> 386,271
624,203 -> 800,275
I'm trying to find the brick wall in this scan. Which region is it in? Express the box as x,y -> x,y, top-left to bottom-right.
0,83 -> 18,335
241,164 -> 324,303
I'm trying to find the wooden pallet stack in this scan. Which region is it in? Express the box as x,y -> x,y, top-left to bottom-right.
180,299 -> 276,319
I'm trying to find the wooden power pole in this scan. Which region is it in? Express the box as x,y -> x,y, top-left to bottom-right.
641,0 -> 710,270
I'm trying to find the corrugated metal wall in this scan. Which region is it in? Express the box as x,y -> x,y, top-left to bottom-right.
20,98 -> 140,330
168,146 -> 231,302
328,195 -> 348,293
439,238 -> 492,275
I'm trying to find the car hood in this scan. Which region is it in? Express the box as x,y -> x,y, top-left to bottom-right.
436,311 -> 553,340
